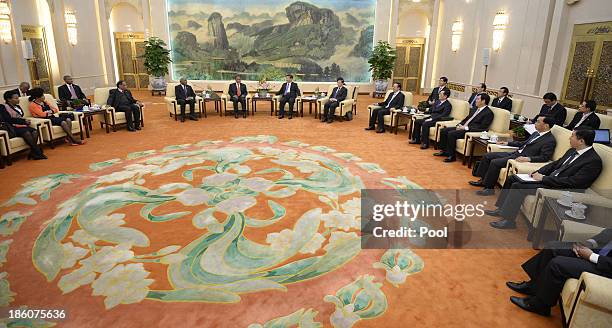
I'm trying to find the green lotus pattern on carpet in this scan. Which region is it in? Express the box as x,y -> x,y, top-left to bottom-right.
0,135 -> 425,327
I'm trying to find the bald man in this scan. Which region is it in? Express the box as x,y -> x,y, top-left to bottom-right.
11,82 -> 30,97
175,78 -> 198,122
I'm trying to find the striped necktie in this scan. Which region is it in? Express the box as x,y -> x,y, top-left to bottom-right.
551,150 -> 578,176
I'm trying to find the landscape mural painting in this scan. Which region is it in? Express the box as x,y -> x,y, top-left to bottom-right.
167,0 -> 376,82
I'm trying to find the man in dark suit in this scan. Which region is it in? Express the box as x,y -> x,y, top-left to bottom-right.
106,80 -> 143,132
322,77 -> 348,124
11,82 -> 30,97
506,228 -> 612,316
365,82 -> 405,133
533,92 -> 566,126
565,100 -> 600,130
228,75 -> 248,119
492,87 -> 513,111
276,74 -> 299,119
58,75 -> 89,107
410,89 -> 452,149
427,76 -> 449,107
487,127 -> 603,229
470,116 -> 557,195
175,78 -> 198,122
468,83 -> 486,110
434,93 -> 494,162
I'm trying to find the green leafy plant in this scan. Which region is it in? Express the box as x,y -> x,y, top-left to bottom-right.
141,37 -> 172,77
368,41 -> 396,80
512,126 -> 527,141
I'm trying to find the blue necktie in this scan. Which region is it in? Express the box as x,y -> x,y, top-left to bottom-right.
285,83 -> 290,95
599,241 -> 612,256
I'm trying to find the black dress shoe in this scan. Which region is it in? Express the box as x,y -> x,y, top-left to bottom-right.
235,115 -> 239,119
490,218 -> 517,229
506,281 -> 534,295
484,209 -> 502,217
189,116 -> 198,121
443,157 -> 456,163
180,116 -> 185,122
278,115 -> 284,119
376,129 -> 385,133
420,144 -> 429,150
510,296 -> 551,316
326,120 -> 333,124
365,127 -> 375,131
409,139 -> 420,144
433,151 -> 448,157
135,125 -> 141,130
288,115 -> 293,120
469,180 -> 484,187
476,189 -> 495,196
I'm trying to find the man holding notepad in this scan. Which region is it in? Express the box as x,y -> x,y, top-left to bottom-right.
470,116 -> 556,195
486,127 -> 602,229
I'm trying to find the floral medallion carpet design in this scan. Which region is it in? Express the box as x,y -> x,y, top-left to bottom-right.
0,135 -> 424,327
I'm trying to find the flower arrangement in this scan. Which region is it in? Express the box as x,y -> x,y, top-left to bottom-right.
257,79 -> 270,97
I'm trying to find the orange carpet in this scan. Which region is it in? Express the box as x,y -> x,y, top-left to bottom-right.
0,92 -> 559,327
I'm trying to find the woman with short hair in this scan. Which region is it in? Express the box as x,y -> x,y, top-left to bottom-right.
0,90 -> 46,160
28,87 -> 85,145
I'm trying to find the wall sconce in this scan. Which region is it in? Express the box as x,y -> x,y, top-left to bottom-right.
451,20 -> 463,52
492,11 -> 508,52
65,10 -> 78,46
0,0 -> 12,44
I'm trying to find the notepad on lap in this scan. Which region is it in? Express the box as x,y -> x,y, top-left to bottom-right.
497,145 -> 519,149
516,173 -> 536,182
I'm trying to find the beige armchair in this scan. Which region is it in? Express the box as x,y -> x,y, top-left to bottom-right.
565,107 -> 579,126
519,141 -> 612,233
456,106 -> 511,165
510,97 -> 524,115
430,98 -> 470,148
560,272 -> 612,328
317,85 -> 357,120
220,83 -> 252,116
598,113 -> 612,129
94,87 -> 145,132
387,91 -> 413,133
272,85 -> 301,117
164,82 -> 203,120
18,94 -> 84,148
0,123 -> 44,168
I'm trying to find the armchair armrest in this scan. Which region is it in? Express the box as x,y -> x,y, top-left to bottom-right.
436,120 -> 460,128
164,96 -> 176,103
560,220 -> 606,243
576,272 -> 612,310
488,144 -> 518,153
507,159 -> 548,174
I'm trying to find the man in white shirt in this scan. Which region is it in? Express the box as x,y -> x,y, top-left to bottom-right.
11,82 -> 30,97
487,127 -> 603,229
565,100 -> 600,130
505,228 -> 612,316
491,87 -> 512,111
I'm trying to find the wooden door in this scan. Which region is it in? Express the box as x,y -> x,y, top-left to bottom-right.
21,25 -> 53,95
561,22 -> 612,109
114,32 -> 148,90
392,38 -> 425,94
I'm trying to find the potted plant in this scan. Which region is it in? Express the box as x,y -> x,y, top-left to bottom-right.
512,125 -> 528,141
257,79 -> 270,97
142,37 -> 172,92
368,41 -> 396,93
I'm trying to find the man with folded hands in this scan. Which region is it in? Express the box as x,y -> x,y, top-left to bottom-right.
470,116 -> 556,195
410,89 -> 452,149
486,127 -> 602,229
505,228 -> 611,316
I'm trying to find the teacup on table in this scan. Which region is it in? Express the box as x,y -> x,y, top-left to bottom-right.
568,202 -> 587,219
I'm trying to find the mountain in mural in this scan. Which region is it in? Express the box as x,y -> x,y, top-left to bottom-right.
168,0 -> 375,82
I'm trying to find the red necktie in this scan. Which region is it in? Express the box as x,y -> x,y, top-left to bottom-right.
236,84 -> 240,96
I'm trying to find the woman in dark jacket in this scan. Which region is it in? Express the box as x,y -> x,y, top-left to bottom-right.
0,90 -> 46,159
